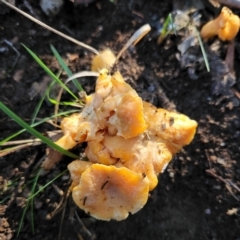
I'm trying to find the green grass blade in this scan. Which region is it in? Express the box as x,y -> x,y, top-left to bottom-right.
50,45 -> 83,91
31,92 -> 45,124
30,195 -> 34,233
31,72 -> 61,124
169,13 -> 176,35
30,80 -> 55,124
194,26 -> 210,72
157,13 -> 172,44
0,102 -> 78,159
45,75 -> 81,106
17,199 -> 30,236
0,110 -> 78,145
30,169 -> 41,234
22,44 -> 79,101
17,169 -> 42,236
17,169 -> 66,236
0,195 -> 11,204
27,169 -> 68,201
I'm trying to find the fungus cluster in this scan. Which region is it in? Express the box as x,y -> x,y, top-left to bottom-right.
54,69 -> 198,221
201,7 -> 240,41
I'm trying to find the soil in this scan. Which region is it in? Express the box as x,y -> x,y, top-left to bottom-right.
0,0 -> 240,240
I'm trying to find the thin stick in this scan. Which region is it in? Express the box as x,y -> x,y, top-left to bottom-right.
66,71 -> 99,84
74,210 -> 92,237
58,187 -> 71,240
0,139 -> 41,146
3,39 -> 20,70
115,24 -> 151,63
206,169 -> 240,200
216,0 -> 240,9
0,0 -> 99,55
0,130 -> 62,146
0,142 -> 42,157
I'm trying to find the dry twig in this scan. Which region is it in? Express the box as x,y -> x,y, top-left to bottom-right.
215,0 -> 240,9
206,169 -> 240,201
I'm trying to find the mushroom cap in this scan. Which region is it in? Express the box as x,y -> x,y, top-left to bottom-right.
103,133 -> 139,162
85,135 -> 117,165
90,132 -> 172,191
108,90 -> 147,139
80,100 -> 197,191
71,164 -> 149,221
68,160 -> 93,185
91,49 -> 116,72
200,18 -> 219,40
53,69 -> 199,221
112,137 -> 172,191
54,134 -> 77,150
143,101 -> 198,153
59,70 -> 147,143
201,7 -> 240,41
60,113 -> 80,136
218,7 -> 240,41
55,113 -> 81,150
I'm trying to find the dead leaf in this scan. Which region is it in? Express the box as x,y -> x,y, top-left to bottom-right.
226,208 -> 238,215
13,69 -> 24,82
42,147 -> 63,170
67,53 -> 79,62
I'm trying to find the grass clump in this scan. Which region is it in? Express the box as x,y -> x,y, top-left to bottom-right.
157,12 -> 210,72
0,44 -> 85,235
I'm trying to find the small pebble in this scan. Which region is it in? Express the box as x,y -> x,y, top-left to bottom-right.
205,208 -> 211,215
216,158 -> 226,166
234,120 -> 240,129
209,155 -> 217,162
35,201 -> 43,209
147,85 -> 155,92
40,0 -> 63,16
0,47 -> 8,53
220,142 -> 226,147
16,197 -> 26,207
234,131 -> 240,138
61,175 -> 69,181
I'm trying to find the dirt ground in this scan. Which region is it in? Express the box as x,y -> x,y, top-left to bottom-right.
0,0 -> 240,239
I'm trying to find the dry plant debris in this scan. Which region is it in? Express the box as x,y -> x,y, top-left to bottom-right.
43,68 -> 198,221
70,0 -> 96,5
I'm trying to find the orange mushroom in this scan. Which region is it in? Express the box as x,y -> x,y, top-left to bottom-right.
91,48 -> 116,72
68,160 -> 93,187
51,70 -> 198,220
80,100 -> 197,191
54,69 -> 147,150
85,132 -> 117,165
143,101 -> 198,153
71,164 -> 149,221
201,7 -> 240,41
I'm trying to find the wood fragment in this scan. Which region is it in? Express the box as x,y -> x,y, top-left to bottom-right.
226,208 -> 238,215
